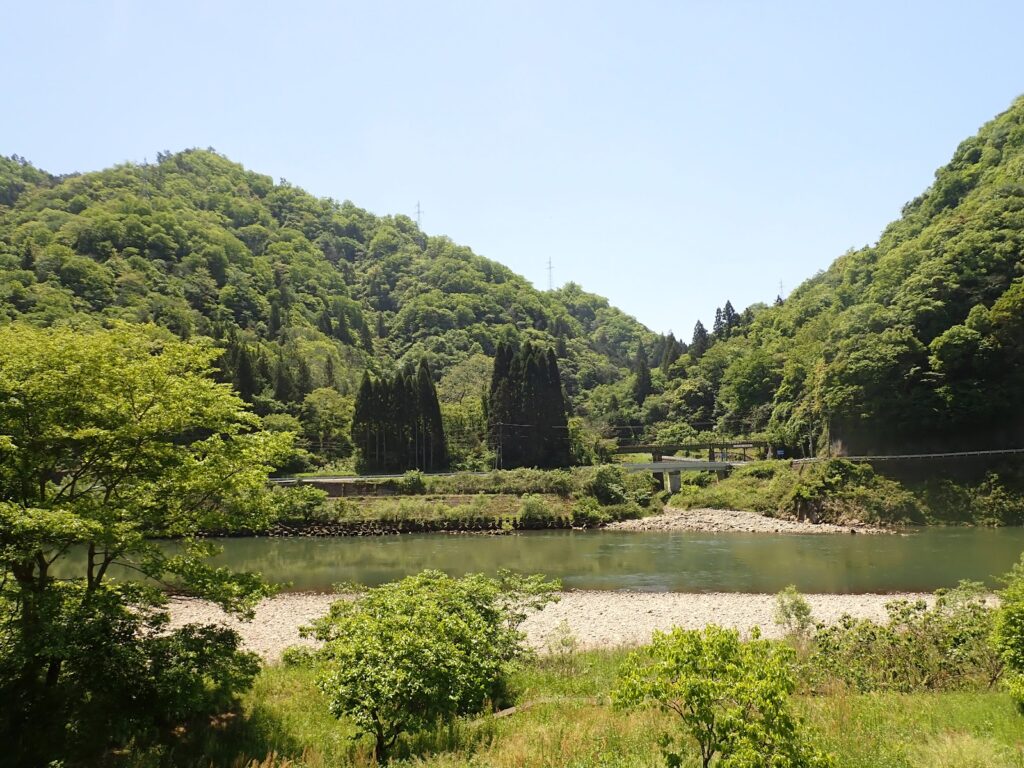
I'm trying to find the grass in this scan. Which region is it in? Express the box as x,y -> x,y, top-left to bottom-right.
327,494 -> 573,524
144,648 -> 1024,768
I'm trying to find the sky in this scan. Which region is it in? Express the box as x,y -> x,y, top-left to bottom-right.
4,1 -> 1024,337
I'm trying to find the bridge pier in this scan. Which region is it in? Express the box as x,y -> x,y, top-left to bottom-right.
652,450 -> 664,489
667,471 -> 681,493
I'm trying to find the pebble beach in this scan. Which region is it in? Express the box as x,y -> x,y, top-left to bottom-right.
168,589 -> 933,661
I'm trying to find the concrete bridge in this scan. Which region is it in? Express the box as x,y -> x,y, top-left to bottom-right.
621,456 -> 746,492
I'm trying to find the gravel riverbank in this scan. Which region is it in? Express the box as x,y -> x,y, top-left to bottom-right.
607,507 -> 889,534
168,590 -> 931,661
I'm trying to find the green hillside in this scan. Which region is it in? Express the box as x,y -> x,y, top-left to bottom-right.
2,96 -> 1024,464
0,150 -> 654,467
630,96 -> 1024,455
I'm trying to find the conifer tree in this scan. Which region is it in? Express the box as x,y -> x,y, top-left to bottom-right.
317,307 -> 334,337
660,332 -> 682,374
691,321 -> 710,360
268,302 -> 283,338
274,358 -> 295,403
487,341 -> 570,469
631,341 -> 652,406
235,345 -> 257,401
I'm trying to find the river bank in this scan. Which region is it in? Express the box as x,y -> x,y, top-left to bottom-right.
607,507 -> 889,534
168,590 -> 933,661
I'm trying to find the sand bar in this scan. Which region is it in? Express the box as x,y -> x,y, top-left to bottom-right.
168,590 -> 932,662
607,507 -> 889,534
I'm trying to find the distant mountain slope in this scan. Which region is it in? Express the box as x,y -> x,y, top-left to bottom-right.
659,96 -> 1024,454
0,149 -> 653,415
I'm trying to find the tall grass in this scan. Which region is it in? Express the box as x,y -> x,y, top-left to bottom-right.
131,648 -> 1024,768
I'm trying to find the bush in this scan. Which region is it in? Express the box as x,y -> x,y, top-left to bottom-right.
518,494 -> 556,525
309,570 -> 558,763
775,585 -> 815,648
613,625 -> 833,768
994,553 -> 1024,711
809,581 -> 1000,693
571,497 -> 608,528
778,460 -> 922,524
398,469 -> 426,494
585,465 -> 629,505
271,484 -> 329,523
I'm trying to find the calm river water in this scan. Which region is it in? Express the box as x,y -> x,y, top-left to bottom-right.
179,527 -> 1024,593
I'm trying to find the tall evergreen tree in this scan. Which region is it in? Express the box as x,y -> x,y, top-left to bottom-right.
273,358 -> 295,403
712,307 -> 725,338
487,341 -> 570,469
631,341 -> 652,406
659,332 -> 682,374
691,320 -> 710,360
317,307 -> 334,337
722,300 -> 738,337
268,301 -> 283,339
234,345 -> 257,401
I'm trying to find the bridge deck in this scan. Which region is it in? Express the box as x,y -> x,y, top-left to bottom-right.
621,460 -> 740,472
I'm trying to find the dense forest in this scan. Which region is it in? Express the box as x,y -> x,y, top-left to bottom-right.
1,95 -> 1023,467
0,149 -> 654,470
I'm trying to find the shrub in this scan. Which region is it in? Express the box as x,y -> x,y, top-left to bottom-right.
775,585 -> 815,646
994,553 -> 1024,711
585,464 -> 629,505
810,581 -> 1000,693
739,460 -> 783,481
398,469 -> 426,494
518,494 -> 555,525
571,497 -> 608,528
309,570 -> 558,763
613,625 -> 833,768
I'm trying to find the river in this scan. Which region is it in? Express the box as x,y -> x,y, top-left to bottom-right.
179,527 -> 1024,593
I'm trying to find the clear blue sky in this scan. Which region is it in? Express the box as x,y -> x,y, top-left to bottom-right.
5,1 -> 1024,337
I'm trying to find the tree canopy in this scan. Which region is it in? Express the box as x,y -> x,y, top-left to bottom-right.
0,323 -> 290,764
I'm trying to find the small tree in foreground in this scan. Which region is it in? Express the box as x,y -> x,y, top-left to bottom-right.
0,324 -> 292,765
309,570 -> 558,763
613,625 -> 833,768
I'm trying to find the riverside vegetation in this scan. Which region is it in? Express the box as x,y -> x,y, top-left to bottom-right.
112,573 -> 1024,768
269,466 -> 656,535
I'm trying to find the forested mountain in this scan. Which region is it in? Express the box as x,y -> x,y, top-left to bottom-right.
604,96 -> 1024,456
2,95 -> 1023,465
0,149 -> 654,468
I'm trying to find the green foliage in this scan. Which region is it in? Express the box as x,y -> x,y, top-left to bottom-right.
670,459 -> 928,525
424,467 -> 577,497
809,582 -> 1001,693
488,340 -> 571,469
584,464 -> 629,505
993,553 -> 1024,711
613,625 -> 833,768
0,150 -> 662,473
571,497 -> 609,528
308,570 -> 558,763
775,585 -> 815,644
352,362 -> 448,474
517,494 -> 556,524
0,323 -> 288,765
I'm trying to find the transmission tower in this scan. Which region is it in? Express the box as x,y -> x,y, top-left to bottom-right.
415,201 -> 422,228
547,257 -> 553,290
